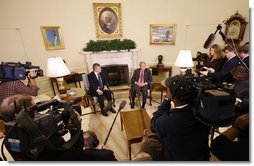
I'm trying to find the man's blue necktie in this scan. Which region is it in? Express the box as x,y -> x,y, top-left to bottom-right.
98,74 -> 103,89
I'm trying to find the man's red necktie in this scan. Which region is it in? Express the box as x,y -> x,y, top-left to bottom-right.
140,70 -> 144,83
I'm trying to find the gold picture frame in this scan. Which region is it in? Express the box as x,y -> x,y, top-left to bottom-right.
40,26 -> 65,50
93,3 -> 122,38
150,24 -> 176,45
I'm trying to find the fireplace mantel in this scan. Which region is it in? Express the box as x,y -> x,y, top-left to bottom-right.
83,49 -> 140,77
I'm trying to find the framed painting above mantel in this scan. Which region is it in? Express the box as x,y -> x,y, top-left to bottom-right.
93,3 -> 122,38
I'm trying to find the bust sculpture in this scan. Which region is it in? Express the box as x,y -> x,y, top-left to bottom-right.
157,55 -> 164,68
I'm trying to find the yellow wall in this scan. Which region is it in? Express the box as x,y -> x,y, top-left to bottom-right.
0,0 -> 250,73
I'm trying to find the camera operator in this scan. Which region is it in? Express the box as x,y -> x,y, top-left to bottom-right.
0,70 -> 39,105
151,75 -> 211,161
0,94 -> 84,161
36,109 -> 83,161
0,94 -> 34,122
0,94 -> 34,161
210,113 -> 249,161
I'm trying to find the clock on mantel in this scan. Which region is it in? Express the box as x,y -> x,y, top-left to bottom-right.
224,11 -> 248,45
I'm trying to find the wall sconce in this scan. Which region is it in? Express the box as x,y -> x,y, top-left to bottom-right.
175,50 -> 194,75
47,57 -> 70,94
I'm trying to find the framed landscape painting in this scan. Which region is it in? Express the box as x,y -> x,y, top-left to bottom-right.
150,24 -> 176,45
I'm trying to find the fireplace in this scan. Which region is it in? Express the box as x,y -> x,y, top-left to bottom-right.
101,64 -> 129,86
83,49 -> 139,79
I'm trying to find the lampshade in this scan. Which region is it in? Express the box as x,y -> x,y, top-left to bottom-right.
175,50 -> 194,68
47,57 -> 70,77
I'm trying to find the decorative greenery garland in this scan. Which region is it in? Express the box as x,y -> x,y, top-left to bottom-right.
83,39 -> 136,52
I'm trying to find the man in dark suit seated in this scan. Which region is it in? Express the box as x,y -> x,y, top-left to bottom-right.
200,45 -> 241,83
88,63 -> 116,116
77,130 -> 117,161
130,61 -> 152,109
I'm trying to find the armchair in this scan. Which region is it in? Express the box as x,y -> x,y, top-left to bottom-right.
82,73 -> 115,113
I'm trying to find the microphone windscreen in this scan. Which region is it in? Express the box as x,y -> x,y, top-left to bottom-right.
203,34 -> 215,49
119,100 -> 127,109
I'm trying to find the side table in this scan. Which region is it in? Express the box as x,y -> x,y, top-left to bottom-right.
120,109 -> 155,160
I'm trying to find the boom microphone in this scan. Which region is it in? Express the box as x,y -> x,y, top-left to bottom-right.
203,24 -> 222,49
203,33 -> 215,49
118,100 -> 127,112
103,100 -> 126,145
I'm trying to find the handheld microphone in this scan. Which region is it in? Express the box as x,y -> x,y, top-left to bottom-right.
203,24 -> 222,49
103,100 -> 126,145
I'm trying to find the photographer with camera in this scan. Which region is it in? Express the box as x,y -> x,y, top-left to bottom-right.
0,94 -> 83,161
0,94 -> 34,161
151,75 -> 211,161
0,70 -> 39,105
210,113 -> 249,161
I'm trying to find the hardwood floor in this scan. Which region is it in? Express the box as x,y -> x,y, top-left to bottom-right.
81,98 -> 160,161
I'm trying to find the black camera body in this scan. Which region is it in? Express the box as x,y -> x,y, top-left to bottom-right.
0,61 -> 43,81
5,111 -> 65,159
186,75 -> 237,127
3,98 -> 81,161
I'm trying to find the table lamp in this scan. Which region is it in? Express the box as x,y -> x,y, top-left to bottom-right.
47,57 -> 70,94
175,50 -> 194,75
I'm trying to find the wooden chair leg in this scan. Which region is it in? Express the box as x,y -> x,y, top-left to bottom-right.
120,116 -> 123,131
128,141 -> 132,161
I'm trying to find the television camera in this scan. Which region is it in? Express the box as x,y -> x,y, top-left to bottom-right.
184,74 -> 244,128
192,51 -> 208,73
1,97 -> 82,161
0,61 -> 43,82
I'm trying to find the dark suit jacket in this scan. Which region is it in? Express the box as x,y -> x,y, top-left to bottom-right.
204,58 -> 226,72
77,149 -> 117,161
37,130 -> 117,161
211,134 -> 249,161
131,68 -> 152,85
88,71 -> 107,96
151,100 -> 211,160
243,56 -> 249,68
208,56 -> 240,83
